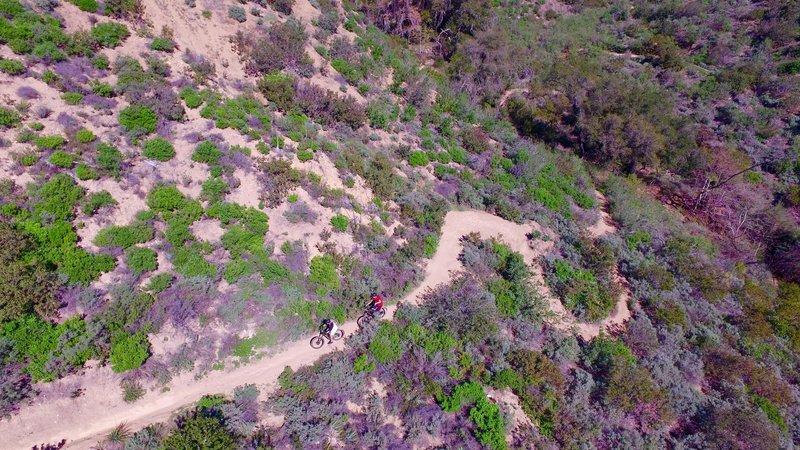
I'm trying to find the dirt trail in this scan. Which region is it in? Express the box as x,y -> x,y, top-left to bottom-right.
2,208 -> 631,449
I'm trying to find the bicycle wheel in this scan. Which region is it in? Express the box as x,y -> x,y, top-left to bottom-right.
332,329 -> 345,341
357,314 -> 369,328
310,335 -> 324,349
376,308 -> 386,319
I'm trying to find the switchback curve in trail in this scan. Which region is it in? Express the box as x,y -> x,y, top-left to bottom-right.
2,208 -> 632,450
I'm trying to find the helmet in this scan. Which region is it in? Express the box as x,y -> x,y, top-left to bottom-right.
371,292 -> 378,299
323,318 -> 332,324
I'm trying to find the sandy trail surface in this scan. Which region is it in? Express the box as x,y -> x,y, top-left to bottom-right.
2,209 -> 631,449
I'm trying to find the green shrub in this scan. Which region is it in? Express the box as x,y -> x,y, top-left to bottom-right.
161,415 -> 236,449
41,69 -> 60,85
146,272 -> 173,293
199,94 -> 271,136
76,129 -> 96,143
94,223 -> 154,248
121,380 -> 145,403
49,151 -> 75,168
309,254 -> 339,289
221,226 -> 263,258
90,81 -> 115,97
200,178 -> 230,204
143,137 -> 175,161
91,22 -> 130,48
97,142 -> 123,176
0,58 -> 25,75
179,87 -> 203,108
172,244 -> 216,278
330,214 -> 348,232
35,135 -> 66,150
92,54 -> 110,70
33,42 -> 66,62
75,163 -> 99,180
408,151 -> 429,167
149,36 -> 174,52
119,104 -> 157,136
0,106 -> 21,128
353,353 -> 375,373
192,140 -> 222,165
257,71 -> 296,110
69,0 -> 99,12
125,246 -> 157,274
1,315 -> 94,382
331,58 -> 362,84
369,322 -> 403,363
81,191 -> 117,215
147,185 -> 187,212
223,259 -> 255,284
62,92 -> 83,105
109,331 -> 149,373
296,149 -> 314,162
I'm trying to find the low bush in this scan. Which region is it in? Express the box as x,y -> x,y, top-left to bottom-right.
192,140 -> 222,165
119,104 -> 157,136
146,273 -> 173,293
309,254 -> 339,289
90,81 -> 115,97
69,0 -> 98,12
97,142 -> 123,176
258,71 -> 296,110
75,163 -> 99,180
62,92 -> 83,105
0,107 -> 21,128
143,137 -> 176,161
179,87 -> 203,108
0,59 -> 25,75
94,223 -> 154,248
408,151 -> 429,167
81,191 -> 117,215
76,129 -> 96,143
125,246 -> 157,274
150,37 -> 174,52
200,178 -> 230,204
228,5 -> 246,22
49,151 -> 75,168
121,380 -> 145,403
330,214 -> 348,232
91,22 -> 130,48
147,185 -> 188,212
109,331 -> 149,373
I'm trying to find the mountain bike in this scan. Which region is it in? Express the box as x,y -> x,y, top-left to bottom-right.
310,329 -> 344,349
357,307 -> 386,328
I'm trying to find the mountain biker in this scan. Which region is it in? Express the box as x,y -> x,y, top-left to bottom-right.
367,292 -> 384,314
319,318 -> 338,344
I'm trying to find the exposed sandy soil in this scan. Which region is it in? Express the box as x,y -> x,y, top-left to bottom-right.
0,204 -> 634,448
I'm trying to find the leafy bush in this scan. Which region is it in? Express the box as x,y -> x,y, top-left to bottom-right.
75,163 -> 99,180
92,54 -> 110,70
228,5 -> 246,22
192,140 -> 222,165
0,58 -> 24,75
91,22 -> 130,48
161,414 -> 237,449
0,107 -> 21,128
75,129 -> 96,143
369,322 -> 403,363
143,137 -> 175,161
200,178 -> 230,204
309,255 -> 339,289
257,71 -> 296,110
125,246 -> 157,274
179,87 -> 203,108
146,273 -> 173,293
35,135 -> 66,150
199,94 -> 270,137
97,142 -> 123,176
330,214 -> 348,232
109,331 -> 149,373
61,92 -> 83,105
149,37 -> 174,52
147,185 -> 188,212
81,191 -> 117,215
49,151 -> 75,168
172,244 -> 216,278
297,149 -> 313,161
119,104 -> 157,136
68,0 -> 98,12
408,151 -> 429,167
94,223 -> 154,248
221,226 -> 263,258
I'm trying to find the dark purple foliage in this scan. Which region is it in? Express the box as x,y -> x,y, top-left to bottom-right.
16,86 -> 40,99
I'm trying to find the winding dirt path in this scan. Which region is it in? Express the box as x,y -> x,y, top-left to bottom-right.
2,209 -> 632,449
